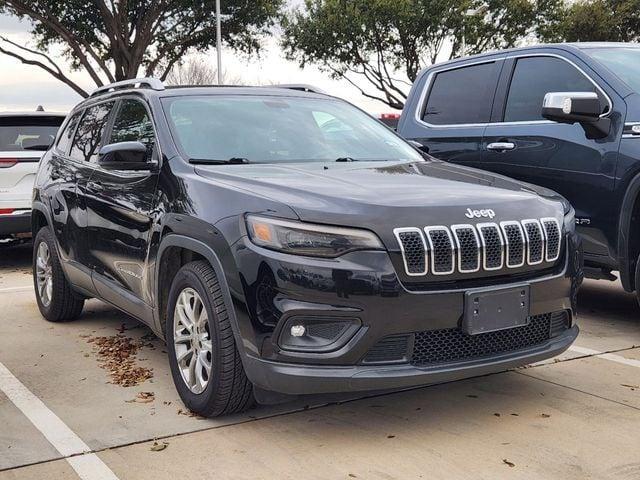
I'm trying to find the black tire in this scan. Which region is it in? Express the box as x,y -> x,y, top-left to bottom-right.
166,260 -> 254,417
32,227 -> 84,322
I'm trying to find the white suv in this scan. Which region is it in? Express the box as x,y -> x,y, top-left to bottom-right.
0,110 -> 66,242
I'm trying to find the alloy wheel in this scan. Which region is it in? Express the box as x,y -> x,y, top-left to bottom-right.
173,287 -> 213,394
35,241 -> 53,307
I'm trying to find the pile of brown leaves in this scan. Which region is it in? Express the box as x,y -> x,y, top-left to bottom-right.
87,334 -> 153,387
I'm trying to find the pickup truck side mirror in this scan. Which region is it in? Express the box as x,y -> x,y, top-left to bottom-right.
98,141 -> 156,171
541,91 -> 610,140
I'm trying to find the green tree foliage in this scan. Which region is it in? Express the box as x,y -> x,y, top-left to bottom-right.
282,0 -> 562,108
542,0 -> 640,42
0,0 -> 282,97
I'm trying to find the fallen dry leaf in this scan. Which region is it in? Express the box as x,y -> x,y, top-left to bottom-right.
126,391 -> 155,404
86,334 -> 153,387
502,459 -> 515,468
541,413 -> 551,418
621,384 -> 638,390
150,441 -> 168,452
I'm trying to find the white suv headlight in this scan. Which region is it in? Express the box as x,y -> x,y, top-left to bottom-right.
246,215 -> 384,258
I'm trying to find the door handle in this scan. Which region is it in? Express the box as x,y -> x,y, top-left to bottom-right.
486,142 -> 516,152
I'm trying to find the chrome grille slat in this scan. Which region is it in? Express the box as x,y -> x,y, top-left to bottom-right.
500,221 -> 526,268
522,219 -> 544,265
477,223 -> 504,271
393,227 -> 428,276
451,224 -> 480,273
395,217 -> 562,277
541,217 -> 561,262
425,226 -> 454,275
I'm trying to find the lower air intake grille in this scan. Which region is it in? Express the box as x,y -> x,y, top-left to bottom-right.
410,311 -> 568,366
362,334 -> 410,364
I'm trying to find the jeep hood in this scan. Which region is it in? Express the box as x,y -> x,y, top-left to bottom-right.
195,160 -> 564,247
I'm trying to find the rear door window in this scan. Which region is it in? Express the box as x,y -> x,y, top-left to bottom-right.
423,62 -> 499,125
504,56 -> 606,122
69,102 -> 114,162
0,116 -> 63,152
56,112 -> 82,155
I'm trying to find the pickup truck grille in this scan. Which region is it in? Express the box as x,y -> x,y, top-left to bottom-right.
393,218 -> 561,278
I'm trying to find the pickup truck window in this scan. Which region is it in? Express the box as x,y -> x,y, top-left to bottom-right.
422,62 -> 497,125
504,56 -> 601,122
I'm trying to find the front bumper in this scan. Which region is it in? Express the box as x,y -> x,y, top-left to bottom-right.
245,325 -> 577,394
0,210 -> 31,237
230,229 -> 582,395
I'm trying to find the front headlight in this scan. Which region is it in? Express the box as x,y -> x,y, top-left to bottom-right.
246,215 -> 384,258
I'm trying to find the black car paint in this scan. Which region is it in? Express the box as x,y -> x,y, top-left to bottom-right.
397,43 -> 640,291
33,87 -> 581,395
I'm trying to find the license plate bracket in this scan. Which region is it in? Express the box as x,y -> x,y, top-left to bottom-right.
463,285 -> 530,335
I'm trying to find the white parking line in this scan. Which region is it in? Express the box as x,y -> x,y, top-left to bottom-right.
0,362 -> 120,480
569,345 -> 640,368
0,285 -> 32,293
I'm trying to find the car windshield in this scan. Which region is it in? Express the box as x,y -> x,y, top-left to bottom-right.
587,47 -> 640,94
0,116 -> 62,152
161,95 -> 421,164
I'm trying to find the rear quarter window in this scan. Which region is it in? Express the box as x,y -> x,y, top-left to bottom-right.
422,62 -> 499,125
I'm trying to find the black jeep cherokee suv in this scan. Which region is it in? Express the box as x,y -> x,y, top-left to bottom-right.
32,78 -> 581,417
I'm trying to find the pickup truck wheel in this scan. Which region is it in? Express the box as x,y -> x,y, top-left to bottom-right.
634,254 -> 640,308
166,260 -> 254,417
32,227 -> 84,322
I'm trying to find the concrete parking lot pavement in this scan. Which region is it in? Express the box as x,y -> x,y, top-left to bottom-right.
1,243 -> 639,480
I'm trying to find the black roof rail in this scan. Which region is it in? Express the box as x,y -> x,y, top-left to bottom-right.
90,77 -> 165,97
270,84 -> 327,94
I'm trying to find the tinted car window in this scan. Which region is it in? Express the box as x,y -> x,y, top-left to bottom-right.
504,57 -> 603,122
0,116 -> 63,152
56,112 -> 82,155
109,99 -> 155,150
423,62 -> 497,125
69,102 -> 114,162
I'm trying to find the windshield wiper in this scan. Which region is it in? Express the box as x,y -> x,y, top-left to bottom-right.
334,157 -> 359,162
189,157 -> 252,165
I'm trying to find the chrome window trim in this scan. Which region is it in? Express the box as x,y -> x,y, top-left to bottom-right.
540,217 -> 562,262
414,52 -> 612,129
424,226 -> 455,275
476,222 -> 504,271
450,224 -> 480,273
521,219 -> 545,266
393,227 -> 428,276
500,220 -> 526,268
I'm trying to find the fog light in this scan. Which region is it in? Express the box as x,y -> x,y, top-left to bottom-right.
290,325 -> 306,337
278,316 -> 361,352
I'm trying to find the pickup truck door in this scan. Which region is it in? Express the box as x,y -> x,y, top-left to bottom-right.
479,54 -> 623,260
400,58 -> 503,164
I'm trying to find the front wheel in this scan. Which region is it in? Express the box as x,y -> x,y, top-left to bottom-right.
166,261 -> 254,417
32,227 -> 84,322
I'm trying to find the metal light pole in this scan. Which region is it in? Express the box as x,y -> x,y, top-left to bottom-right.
216,0 -> 222,85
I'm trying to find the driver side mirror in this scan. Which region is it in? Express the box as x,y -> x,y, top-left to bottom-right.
98,141 -> 156,171
541,92 -> 610,140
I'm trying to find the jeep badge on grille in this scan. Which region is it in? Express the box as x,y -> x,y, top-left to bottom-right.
465,208 -> 496,219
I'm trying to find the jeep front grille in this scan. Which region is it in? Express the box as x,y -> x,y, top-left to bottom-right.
425,227 -> 454,274
394,218 -> 562,277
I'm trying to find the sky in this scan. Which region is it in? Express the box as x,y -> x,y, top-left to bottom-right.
0,4 -> 409,115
